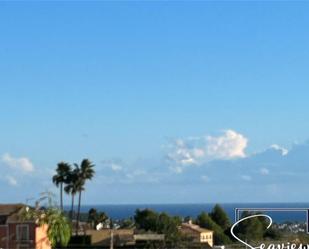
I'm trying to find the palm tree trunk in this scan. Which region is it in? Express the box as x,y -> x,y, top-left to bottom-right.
60,182 -> 63,210
76,191 -> 82,233
71,193 -> 75,220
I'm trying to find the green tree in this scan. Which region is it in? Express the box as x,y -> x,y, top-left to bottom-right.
52,162 -> 71,210
88,208 -> 98,229
97,212 -> 108,224
134,209 -> 183,248
87,208 -> 109,229
233,211 -> 265,242
264,227 -> 282,240
22,193 -> 71,247
157,213 -> 182,243
75,159 -> 95,231
134,208 -> 158,231
184,216 -> 193,223
64,167 -> 79,220
196,212 -> 231,245
121,218 -> 135,229
210,204 -> 231,231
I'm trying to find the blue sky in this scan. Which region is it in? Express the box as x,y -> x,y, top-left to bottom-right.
1,2 -> 309,204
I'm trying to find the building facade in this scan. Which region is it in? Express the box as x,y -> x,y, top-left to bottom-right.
0,204 -> 51,249
181,222 -> 214,246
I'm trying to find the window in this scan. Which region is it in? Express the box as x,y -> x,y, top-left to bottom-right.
16,224 -> 29,241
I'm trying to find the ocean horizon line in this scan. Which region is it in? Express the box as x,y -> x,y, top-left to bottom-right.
62,203 -> 309,222
63,202 -> 309,206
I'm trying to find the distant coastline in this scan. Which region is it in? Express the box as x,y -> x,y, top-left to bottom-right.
64,203 -> 309,223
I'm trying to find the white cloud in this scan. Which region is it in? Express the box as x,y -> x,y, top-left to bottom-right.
260,167 -> 269,175
169,165 -> 184,174
98,158 -> 164,184
270,144 -> 288,156
101,159 -> 124,172
207,130 -> 248,159
111,163 -> 122,171
166,138 -> 204,166
201,175 -> 210,182
165,130 -> 248,169
2,153 -> 34,172
6,175 -> 18,186
241,175 -> 252,181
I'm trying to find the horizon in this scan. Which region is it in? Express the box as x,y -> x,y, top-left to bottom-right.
1,2 -> 309,204
68,202 -> 309,207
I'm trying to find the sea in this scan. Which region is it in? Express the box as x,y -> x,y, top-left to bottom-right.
65,203 -> 309,223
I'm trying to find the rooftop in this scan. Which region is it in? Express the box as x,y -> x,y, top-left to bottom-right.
0,203 -> 25,215
0,203 -> 26,224
181,223 -> 213,233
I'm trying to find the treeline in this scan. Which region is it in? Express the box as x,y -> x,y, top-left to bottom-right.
233,211 -> 281,242
134,209 -> 182,244
132,204 -> 232,245
196,205 -> 231,244
132,205 -> 282,245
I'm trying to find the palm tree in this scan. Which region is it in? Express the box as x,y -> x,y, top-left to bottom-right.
64,168 -> 79,220
75,159 -> 95,232
88,208 -> 98,229
52,162 -> 71,210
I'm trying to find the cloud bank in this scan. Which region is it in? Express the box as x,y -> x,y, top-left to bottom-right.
270,144 -> 289,156
166,130 -> 248,172
1,129 -> 307,203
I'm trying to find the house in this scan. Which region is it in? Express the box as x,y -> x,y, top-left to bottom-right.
85,229 -> 135,246
133,233 -> 165,242
180,221 -> 214,246
0,203 -> 51,249
84,228 -> 165,247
